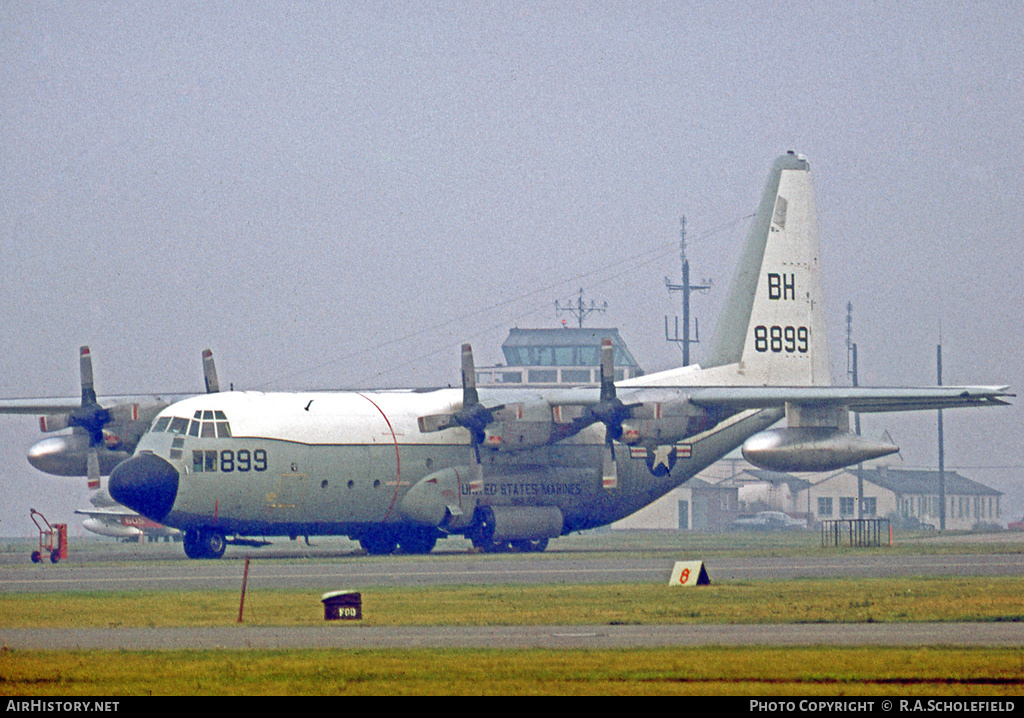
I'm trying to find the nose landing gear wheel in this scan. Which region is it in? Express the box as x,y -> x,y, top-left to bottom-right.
183,528 -> 227,559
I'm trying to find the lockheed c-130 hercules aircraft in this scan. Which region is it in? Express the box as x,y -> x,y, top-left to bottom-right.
7,152 -> 1013,558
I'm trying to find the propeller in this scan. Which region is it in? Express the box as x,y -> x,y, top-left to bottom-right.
418,343 -> 505,491
32,347 -> 221,486
202,348 -> 220,393
38,347 -> 137,489
586,339 -> 639,487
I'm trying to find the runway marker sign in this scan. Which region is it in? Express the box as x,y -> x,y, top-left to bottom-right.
669,560 -> 710,587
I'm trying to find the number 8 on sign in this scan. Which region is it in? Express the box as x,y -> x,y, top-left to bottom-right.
668,561 -> 710,587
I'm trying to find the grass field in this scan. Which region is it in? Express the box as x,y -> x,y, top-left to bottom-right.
4,646 -> 1022,696
2,577 -> 1024,695
2,531 -> 1023,695
2,577 -> 1024,627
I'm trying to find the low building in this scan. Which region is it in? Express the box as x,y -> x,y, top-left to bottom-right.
614,455 -> 1005,531
806,466 -> 1003,530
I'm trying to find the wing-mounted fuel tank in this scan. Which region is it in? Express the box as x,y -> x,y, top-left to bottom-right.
741,402 -> 898,472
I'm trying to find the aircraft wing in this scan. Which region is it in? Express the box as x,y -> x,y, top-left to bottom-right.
0,394 -> 190,415
540,384 -> 1012,413
0,397 -> 84,414
679,385 -> 1013,413
74,507 -> 139,519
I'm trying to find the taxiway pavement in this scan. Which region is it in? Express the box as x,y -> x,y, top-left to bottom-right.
4,622 -> 1024,650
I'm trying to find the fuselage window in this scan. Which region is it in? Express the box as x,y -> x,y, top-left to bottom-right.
192,449 -> 218,473
170,436 -> 184,461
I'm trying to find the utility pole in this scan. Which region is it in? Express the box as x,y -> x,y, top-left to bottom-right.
665,216 -> 710,366
937,342 -> 946,531
847,302 -> 863,519
555,288 -> 606,329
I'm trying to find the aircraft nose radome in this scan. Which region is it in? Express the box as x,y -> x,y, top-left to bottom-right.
109,452 -> 179,523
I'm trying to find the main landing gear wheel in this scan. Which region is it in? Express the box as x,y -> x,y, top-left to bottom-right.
396,527 -> 438,555
510,538 -> 549,553
183,528 -> 227,559
358,528 -> 398,556
469,507 -> 510,553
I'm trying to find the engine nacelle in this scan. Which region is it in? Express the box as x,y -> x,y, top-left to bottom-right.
742,428 -> 899,472
619,399 -> 707,445
483,401 -> 559,451
27,435 -> 129,477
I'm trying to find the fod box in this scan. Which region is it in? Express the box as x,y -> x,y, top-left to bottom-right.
321,590 -> 362,620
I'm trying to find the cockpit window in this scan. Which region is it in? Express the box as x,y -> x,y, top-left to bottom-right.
156,411 -> 232,438
169,417 -> 190,435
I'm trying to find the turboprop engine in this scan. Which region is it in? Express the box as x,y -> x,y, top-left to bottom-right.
741,427 -> 899,472
618,397 -> 709,445
28,434 -> 130,477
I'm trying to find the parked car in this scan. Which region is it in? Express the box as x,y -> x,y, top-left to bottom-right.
732,511 -> 807,531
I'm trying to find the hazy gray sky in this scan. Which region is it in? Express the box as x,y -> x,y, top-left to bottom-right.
2,2 -> 1021,535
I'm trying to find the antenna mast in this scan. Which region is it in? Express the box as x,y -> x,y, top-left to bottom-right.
665,216 -> 710,366
555,288 -> 607,329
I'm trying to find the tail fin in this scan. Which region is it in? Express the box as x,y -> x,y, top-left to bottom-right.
704,152 -> 832,386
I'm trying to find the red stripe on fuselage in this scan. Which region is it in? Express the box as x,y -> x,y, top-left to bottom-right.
356,393 -> 402,520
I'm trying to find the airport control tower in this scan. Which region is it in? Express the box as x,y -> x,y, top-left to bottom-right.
475,327 -> 643,387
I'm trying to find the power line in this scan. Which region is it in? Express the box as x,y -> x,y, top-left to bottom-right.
255,212 -> 754,389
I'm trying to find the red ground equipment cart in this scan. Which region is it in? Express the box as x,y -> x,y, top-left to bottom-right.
30,508 -> 67,564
